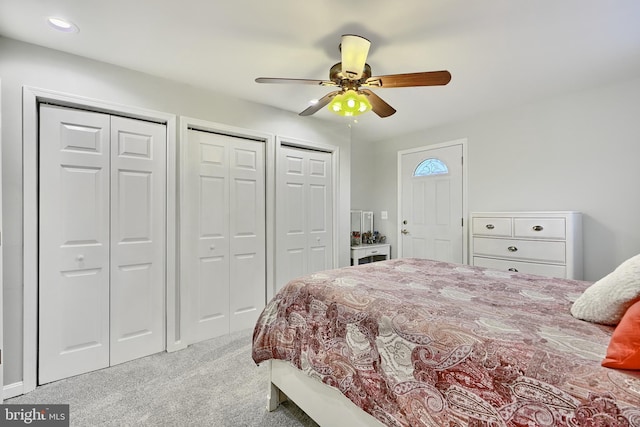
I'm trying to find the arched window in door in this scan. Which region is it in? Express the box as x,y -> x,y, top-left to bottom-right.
414,158 -> 448,177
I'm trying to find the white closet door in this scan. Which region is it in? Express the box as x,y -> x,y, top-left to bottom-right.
228,138 -> 265,332
110,116 -> 166,365
186,130 -> 231,341
306,151 -> 333,273
276,146 -> 333,291
39,105 -> 111,384
185,129 -> 266,341
277,147 -> 307,285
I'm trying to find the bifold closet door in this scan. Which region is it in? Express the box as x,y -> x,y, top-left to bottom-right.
109,116 -> 166,366
276,146 -> 333,291
185,129 -> 265,343
39,105 -> 166,384
39,105 -> 111,384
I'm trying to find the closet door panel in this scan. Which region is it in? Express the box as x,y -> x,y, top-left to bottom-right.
229,140 -> 265,332
276,146 -> 333,291
187,130 -> 230,341
110,117 -> 166,365
185,130 -> 266,341
39,105 -> 110,384
306,153 -> 332,272
276,148 -> 308,289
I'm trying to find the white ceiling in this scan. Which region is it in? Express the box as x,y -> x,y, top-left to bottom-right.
1,0 -> 639,142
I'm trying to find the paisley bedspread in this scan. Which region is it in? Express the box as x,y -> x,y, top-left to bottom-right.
252,258 -> 640,426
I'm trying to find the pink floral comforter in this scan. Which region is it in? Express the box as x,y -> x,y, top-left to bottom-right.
252,258 -> 640,426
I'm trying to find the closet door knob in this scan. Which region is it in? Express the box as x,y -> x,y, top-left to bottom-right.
532,225 -> 544,231
507,246 -> 518,252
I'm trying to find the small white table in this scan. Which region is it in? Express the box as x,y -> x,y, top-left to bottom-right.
350,244 -> 391,265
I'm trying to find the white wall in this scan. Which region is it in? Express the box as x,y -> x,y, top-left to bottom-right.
358,76 -> 640,282
0,36 -> 351,389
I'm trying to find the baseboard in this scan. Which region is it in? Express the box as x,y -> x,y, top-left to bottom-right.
3,381 -> 24,400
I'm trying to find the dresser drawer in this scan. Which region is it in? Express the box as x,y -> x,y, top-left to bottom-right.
514,218 -> 566,239
364,246 -> 389,257
472,217 -> 512,237
473,257 -> 566,278
472,237 -> 566,263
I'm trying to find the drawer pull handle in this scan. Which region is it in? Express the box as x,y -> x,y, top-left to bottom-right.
485,224 -> 495,230
532,225 -> 544,231
507,246 -> 518,252
370,250 -> 378,254
508,268 -> 519,272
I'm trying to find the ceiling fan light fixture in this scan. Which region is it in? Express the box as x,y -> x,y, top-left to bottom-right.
340,34 -> 370,80
327,90 -> 371,117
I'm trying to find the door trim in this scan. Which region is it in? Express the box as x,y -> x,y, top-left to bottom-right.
274,136 -> 340,302
396,138 -> 468,263
0,79 -> 3,402
22,86 -> 178,395
178,116 -> 275,345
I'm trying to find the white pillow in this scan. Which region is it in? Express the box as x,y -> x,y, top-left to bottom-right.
570,253 -> 640,325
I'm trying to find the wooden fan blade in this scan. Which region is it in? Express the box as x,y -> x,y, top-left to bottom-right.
363,71 -> 451,88
360,89 -> 396,118
255,77 -> 337,87
299,91 -> 341,116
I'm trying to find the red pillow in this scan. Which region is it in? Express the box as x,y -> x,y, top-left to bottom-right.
602,300 -> 640,369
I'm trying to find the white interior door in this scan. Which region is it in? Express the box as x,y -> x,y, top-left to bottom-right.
39,105 -> 167,384
228,138 -> 266,332
110,116 -> 166,365
39,105 -> 111,384
276,146 -> 333,290
399,143 -> 464,263
185,129 -> 265,343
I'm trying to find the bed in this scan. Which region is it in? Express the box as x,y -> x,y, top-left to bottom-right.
252,258 -> 640,426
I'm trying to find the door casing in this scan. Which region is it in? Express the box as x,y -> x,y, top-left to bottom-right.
397,139 -> 469,263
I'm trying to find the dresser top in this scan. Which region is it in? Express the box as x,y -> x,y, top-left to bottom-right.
471,211 -> 581,216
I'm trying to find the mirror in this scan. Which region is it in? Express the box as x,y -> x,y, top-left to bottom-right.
351,210 -> 375,245
350,210 -> 362,245
362,211 -> 373,243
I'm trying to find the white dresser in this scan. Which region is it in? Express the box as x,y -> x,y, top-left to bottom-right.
351,244 -> 391,265
470,211 -> 583,279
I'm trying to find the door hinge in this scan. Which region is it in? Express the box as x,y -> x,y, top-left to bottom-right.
461,218 -> 464,227
461,156 -> 464,165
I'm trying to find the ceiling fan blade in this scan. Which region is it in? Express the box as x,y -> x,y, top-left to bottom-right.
299,91 -> 341,116
360,89 -> 396,118
255,77 -> 337,87
363,70 -> 451,88
340,34 -> 371,80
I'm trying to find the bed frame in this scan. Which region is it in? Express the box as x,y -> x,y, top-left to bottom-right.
267,360 -> 386,426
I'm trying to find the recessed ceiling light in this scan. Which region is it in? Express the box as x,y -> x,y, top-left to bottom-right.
47,17 -> 79,33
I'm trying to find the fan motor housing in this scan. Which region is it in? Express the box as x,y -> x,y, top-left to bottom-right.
330,62 -> 371,85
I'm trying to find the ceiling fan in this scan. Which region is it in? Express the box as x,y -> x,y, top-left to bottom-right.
255,34 -> 451,118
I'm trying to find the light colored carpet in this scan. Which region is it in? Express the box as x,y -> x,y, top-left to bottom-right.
7,329 -> 319,427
